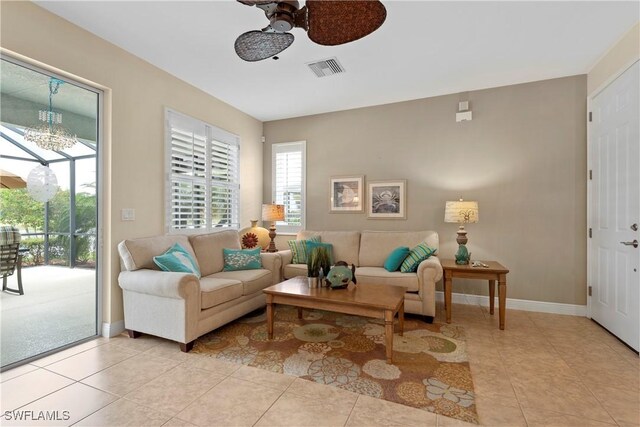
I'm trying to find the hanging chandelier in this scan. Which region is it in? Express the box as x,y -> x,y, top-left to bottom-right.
24,78 -> 78,151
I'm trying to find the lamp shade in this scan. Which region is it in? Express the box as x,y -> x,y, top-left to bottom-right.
262,204 -> 285,222
444,200 -> 479,224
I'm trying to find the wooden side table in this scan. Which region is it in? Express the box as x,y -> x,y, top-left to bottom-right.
441,259 -> 509,329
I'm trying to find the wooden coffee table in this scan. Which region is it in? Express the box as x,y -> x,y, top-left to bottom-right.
263,276 -> 406,364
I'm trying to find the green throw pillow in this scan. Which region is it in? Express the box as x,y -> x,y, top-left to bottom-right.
400,242 -> 437,273
306,241 -> 334,265
384,246 -> 410,272
287,236 -> 321,264
153,243 -> 201,278
223,248 -> 262,271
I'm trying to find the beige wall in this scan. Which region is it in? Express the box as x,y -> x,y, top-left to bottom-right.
588,22 -> 640,95
1,2 -> 264,324
265,75 -> 588,305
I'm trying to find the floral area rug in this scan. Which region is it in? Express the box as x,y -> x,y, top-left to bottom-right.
192,306 -> 478,424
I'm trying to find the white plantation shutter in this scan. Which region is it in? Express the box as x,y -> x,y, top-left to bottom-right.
165,110 -> 240,233
272,141 -> 306,233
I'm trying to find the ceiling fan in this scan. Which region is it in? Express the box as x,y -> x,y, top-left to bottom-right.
234,0 -> 387,62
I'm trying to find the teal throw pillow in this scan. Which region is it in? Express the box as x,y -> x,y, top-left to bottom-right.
223,248 -> 262,271
400,242 -> 437,273
153,243 -> 201,278
384,246 -> 410,272
288,236 -> 320,264
305,241 -> 334,265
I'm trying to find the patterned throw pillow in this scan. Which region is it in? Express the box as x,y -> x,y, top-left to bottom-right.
400,242 -> 437,273
384,246 -> 410,272
305,241 -> 334,265
287,236 -> 320,264
223,248 -> 262,271
153,243 -> 201,278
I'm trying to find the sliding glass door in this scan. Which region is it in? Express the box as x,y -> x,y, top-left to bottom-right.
0,56 -> 101,369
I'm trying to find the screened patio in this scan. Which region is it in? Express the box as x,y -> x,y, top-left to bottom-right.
0,123 -> 97,268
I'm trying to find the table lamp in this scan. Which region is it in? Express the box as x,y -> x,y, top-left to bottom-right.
444,199 -> 479,265
262,203 -> 285,252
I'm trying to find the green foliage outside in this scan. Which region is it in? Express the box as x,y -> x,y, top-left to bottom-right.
0,188 -> 96,266
20,237 -> 44,265
0,188 -> 43,232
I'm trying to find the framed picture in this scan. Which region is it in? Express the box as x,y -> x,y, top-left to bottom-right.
367,180 -> 407,219
330,175 -> 364,213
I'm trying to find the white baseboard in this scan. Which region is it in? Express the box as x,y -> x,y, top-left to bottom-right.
435,291 -> 587,316
102,320 -> 125,338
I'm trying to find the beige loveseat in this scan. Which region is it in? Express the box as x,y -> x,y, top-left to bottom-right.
117,230 -> 281,351
281,230 -> 442,321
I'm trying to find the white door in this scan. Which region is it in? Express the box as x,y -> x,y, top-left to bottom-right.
589,60 -> 639,352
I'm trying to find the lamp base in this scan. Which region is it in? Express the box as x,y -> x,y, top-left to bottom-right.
266,225 -> 278,253
455,244 -> 470,265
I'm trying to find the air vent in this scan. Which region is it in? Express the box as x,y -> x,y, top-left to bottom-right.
307,57 -> 345,78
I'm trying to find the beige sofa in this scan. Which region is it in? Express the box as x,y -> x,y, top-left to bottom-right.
117,230 -> 281,351
281,230 -> 442,321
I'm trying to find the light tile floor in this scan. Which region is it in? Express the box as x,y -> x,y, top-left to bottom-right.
0,302 -> 638,426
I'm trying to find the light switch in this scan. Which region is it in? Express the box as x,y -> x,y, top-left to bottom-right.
121,208 -> 135,221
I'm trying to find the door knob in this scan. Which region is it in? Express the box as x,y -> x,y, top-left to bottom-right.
631,223 -> 638,231
620,240 -> 639,248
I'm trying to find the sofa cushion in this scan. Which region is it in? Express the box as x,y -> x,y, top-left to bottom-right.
153,243 -> 201,278
297,231 -> 360,266
118,235 -> 197,272
210,269 -> 272,295
283,263 -> 307,279
359,231 -> 439,267
223,248 -> 262,271
189,230 -> 241,276
288,236 -> 320,264
199,277 -> 243,309
354,266 -> 419,292
400,242 -> 437,273
384,246 -> 410,272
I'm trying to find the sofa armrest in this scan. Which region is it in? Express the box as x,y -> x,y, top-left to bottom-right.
417,256 -> 443,283
260,252 -> 283,284
279,249 -> 293,266
118,269 -> 200,300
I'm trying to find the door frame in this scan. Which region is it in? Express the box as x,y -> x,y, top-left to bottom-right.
586,58 -> 640,319
0,52 -> 105,370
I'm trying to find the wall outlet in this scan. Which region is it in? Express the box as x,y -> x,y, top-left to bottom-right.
121,208 -> 135,221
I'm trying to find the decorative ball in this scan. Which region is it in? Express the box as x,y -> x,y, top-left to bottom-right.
27,165 -> 58,202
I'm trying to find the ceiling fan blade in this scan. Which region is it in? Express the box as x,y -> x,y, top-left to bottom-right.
234,30 -> 294,62
306,0 -> 386,46
237,0 -> 276,6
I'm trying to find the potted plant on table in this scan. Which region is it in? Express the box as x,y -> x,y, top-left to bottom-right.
307,247 -> 331,288
307,250 -> 321,288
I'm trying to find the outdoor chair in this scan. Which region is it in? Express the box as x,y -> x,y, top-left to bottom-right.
1,225 -> 23,295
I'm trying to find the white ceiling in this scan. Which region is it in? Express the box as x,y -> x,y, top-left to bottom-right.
36,1 -> 639,122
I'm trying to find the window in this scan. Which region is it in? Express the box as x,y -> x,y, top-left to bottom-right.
165,109 -> 240,233
272,141 -> 306,233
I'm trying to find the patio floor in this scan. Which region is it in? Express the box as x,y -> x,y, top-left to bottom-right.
1,266 -> 97,368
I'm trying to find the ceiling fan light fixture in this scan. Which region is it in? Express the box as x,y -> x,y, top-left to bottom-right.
270,12 -> 294,31
235,0 -> 386,61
